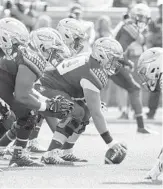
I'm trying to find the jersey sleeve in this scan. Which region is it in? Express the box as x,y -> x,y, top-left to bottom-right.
20,47 -> 46,79
80,78 -> 100,93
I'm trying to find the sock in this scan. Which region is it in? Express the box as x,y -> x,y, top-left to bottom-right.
15,127 -> 32,148
135,115 -> 144,129
29,125 -> 41,140
48,131 -> 67,151
29,115 -> 43,140
0,129 -> 16,146
62,133 -> 80,150
62,142 -> 74,150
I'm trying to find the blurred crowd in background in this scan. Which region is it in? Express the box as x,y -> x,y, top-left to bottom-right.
0,0 -> 162,120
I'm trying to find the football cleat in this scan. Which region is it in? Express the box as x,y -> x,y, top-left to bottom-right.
27,139 -> 46,153
9,147 -> 44,167
41,149 -> 74,165
3,147 -> 13,160
2,145 -> 38,160
61,153 -> 88,162
137,128 -> 158,134
137,128 -> 151,134
145,160 -> 163,181
0,146 -> 6,159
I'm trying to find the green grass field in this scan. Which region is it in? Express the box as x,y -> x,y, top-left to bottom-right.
0,108 -> 162,188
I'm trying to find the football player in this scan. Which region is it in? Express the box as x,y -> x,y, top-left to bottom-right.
30,25 -> 127,165
0,18 -> 74,166
137,47 -> 163,180
110,3 -> 152,133
28,18 -> 91,161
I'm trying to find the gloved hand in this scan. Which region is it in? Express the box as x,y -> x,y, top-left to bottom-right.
46,95 -> 74,119
0,98 -> 11,121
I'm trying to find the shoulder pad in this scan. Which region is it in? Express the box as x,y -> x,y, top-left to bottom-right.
20,47 -> 46,79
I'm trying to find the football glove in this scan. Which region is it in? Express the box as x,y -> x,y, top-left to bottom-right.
0,98 -> 11,121
47,95 -> 74,119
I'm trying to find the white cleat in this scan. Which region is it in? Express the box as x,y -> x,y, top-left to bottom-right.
27,139 -> 46,153
0,146 -> 6,159
41,149 -> 74,165
145,160 -> 163,181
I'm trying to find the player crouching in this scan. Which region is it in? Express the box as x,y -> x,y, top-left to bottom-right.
35,34 -> 128,165
137,47 -> 163,180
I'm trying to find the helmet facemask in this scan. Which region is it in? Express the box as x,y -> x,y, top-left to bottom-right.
0,30 -> 20,60
47,45 -> 71,67
30,29 -> 71,67
137,65 -> 160,91
92,47 -> 123,76
103,54 -> 123,76
64,32 -> 85,54
135,14 -> 150,32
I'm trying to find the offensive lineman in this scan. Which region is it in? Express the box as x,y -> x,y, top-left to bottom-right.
29,25 -> 127,165
0,18 -> 73,166
137,47 -> 163,180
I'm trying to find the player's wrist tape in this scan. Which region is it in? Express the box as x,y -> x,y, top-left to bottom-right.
100,131 -> 113,144
38,101 -> 47,111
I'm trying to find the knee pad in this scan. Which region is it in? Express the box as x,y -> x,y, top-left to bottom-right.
17,111 -> 39,131
2,110 -> 16,130
74,120 -> 90,134
56,101 -> 85,137
56,116 -> 82,137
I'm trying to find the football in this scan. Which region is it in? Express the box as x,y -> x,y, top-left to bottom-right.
105,143 -> 127,164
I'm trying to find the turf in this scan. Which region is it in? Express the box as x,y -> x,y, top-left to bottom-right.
0,108 -> 162,188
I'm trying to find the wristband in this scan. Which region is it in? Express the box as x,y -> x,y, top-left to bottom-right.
100,131 -> 113,144
38,101 -> 47,111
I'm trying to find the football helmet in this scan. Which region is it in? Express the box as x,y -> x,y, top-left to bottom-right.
57,18 -> 87,54
0,17 -> 29,60
137,47 -> 163,92
91,37 -> 124,76
29,27 -> 71,67
129,3 -> 151,31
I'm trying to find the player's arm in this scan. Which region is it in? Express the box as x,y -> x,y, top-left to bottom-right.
81,79 -> 113,145
14,64 -> 49,111
15,65 -> 74,115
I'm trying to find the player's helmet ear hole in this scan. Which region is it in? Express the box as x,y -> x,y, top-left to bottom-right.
100,54 -> 104,59
40,44 -> 45,52
155,73 -> 159,79
65,34 -> 69,39
151,68 -> 155,73
2,36 -> 7,42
